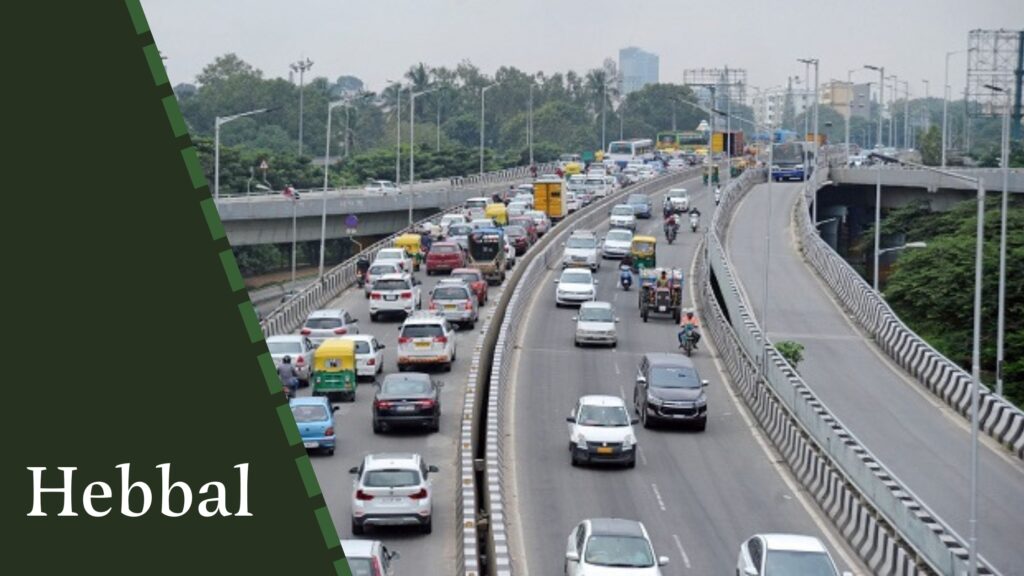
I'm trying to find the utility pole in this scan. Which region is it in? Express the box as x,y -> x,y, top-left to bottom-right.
290,58 -> 314,156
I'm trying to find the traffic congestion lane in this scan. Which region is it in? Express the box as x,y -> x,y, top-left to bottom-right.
727,180 -> 1024,572
297,260 -> 503,574
509,175 -> 858,574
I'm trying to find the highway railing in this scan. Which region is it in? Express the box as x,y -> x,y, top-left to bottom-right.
698,164 -> 1001,575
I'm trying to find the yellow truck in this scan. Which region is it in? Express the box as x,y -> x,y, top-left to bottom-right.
533,175 -> 567,222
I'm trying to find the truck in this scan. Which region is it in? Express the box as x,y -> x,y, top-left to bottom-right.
534,175 -> 568,222
711,131 -> 746,156
805,133 -> 827,146
467,227 -> 507,285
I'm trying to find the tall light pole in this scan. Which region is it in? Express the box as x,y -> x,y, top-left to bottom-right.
601,80 -> 607,151
214,107 -> 275,200
319,100 -> 348,278
922,79 -> 931,138
290,58 -> 314,156
798,59 -> 819,182
388,80 -> 404,185
886,75 -> 898,148
986,84 -> 1010,397
528,82 -> 535,166
436,88 -> 443,152
900,80 -> 910,150
943,50 -> 966,168
846,69 -> 867,158
480,84 -> 498,178
865,65 -> 885,151
409,88 -> 436,226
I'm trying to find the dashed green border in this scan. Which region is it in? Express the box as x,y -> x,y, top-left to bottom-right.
125,1 -> 348,573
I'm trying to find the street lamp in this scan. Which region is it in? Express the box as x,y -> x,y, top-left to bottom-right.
877,241 -> 927,255
480,84 -> 498,178
214,107 -> 276,200
290,58 -> 314,156
318,100 -> 348,278
528,81 -> 535,167
885,75 -> 898,148
798,58 -> 820,184
870,152 -> 984,576
409,88 -> 436,226
943,50 -> 967,168
985,83 -> 1011,397
865,65 -> 885,151
387,80 -> 405,186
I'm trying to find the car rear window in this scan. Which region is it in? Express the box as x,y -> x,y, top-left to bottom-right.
291,405 -> 328,422
374,279 -> 410,291
432,244 -> 458,254
369,265 -> 396,275
451,273 -> 478,283
505,226 -> 526,237
268,341 -> 303,354
567,237 -> 596,249
344,559 -> 373,576
382,378 -> 431,395
449,225 -> 472,235
433,287 -> 469,300
363,469 -> 420,488
352,341 -> 370,354
402,324 -> 444,338
304,317 -> 342,329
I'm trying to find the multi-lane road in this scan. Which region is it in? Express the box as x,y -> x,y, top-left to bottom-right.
506,175 -> 862,575
726,180 -> 1024,573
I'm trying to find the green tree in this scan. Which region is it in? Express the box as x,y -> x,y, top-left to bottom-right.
919,125 -> 942,165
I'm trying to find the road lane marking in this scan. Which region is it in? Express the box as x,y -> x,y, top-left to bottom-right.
672,534 -> 692,569
650,483 -> 667,511
637,445 -> 648,467
614,361 -> 621,375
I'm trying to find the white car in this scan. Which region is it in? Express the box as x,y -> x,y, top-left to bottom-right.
665,188 -> 690,213
565,518 -> 668,575
464,197 -> 490,211
621,167 -> 640,184
573,301 -> 618,347
637,165 -> 657,180
566,191 -> 580,214
507,201 -> 530,218
737,534 -> 851,576
504,235 -> 517,269
446,223 -> 473,251
667,157 -> 686,171
365,180 -> 400,194
609,204 -> 637,231
349,453 -> 437,535
339,334 -> 385,380
337,539 -> 399,576
396,312 -> 456,371
439,213 -> 468,234
369,273 -> 421,321
562,231 -> 600,271
300,308 -> 360,343
524,210 -> 551,236
375,247 -> 413,274
470,218 -> 497,230
266,335 -> 315,384
555,268 -> 598,307
466,207 -> 486,221
602,228 -> 633,259
514,192 -> 535,208
585,176 -> 609,198
567,395 -> 637,466
365,261 -> 402,296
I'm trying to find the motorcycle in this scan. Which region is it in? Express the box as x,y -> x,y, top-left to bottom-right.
689,213 -> 700,233
619,266 -> 633,291
665,223 -> 679,244
714,188 -> 721,206
678,327 -> 697,357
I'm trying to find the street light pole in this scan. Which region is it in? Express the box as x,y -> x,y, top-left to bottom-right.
886,75 -> 897,148
865,65 -> 885,151
601,81 -> 607,151
319,100 -> 347,278
986,84 -> 1011,397
801,61 -> 810,182
290,58 -> 314,156
213,107 -> 275,200
480,84 -> 497,178
410,88 -> 436,226
942,51 -> 965,168
922,79 -> 931,136
529,82 -> 535,166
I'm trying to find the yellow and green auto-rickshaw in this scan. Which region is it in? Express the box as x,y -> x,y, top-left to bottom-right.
395,233 -> 423,271
312,338 -> 357,402
485,202 -> 508,226
629,235 -> 657,271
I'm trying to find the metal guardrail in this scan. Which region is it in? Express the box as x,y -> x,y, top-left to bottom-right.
701,163 -> 1001,575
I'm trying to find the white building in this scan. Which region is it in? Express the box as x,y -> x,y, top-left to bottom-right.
752,87 -> 813,130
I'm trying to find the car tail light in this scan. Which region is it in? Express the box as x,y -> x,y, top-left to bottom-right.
428,302 -> 437,310
355,490 -> 375,501
333,327 -> 348,335
464,301 -> 473,310
300,328 -> 311,335
433,335 -> 448,344
374,399 -> 392,409
400,291 -> 413,299
418,399 -> 436,409
398,336 -> 411,344
367,357 -> 375,366
295,356 -> 305,365
370,292 -> 382,300
407,488 -> 428,500
371,558 -> 383,576
324,427 -> 334,436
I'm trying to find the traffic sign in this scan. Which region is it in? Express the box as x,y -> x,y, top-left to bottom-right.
259,159 -> 269,171
345,214 -> 359,228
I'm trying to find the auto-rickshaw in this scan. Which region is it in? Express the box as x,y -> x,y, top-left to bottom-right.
395,233 -> 424,271
703,165 -> 720,185
629,235 -> 657,271
484,202 -> 508,226
312,338 -> 357,402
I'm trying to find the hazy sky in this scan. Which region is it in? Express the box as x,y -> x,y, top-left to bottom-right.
142,0 -> 1021,98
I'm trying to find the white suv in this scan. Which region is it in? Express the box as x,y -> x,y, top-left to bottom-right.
555,268 -> 598,307
369,274 -> 421,321
561,231 -> 600,271
567,395 -> 639,468
397,312 -> 457,372
349,453 -> 438,535
375,248 -> 413,274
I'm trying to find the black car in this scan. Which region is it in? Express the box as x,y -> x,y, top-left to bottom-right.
372,372 -> 443,433
633,353 -> 709,430
626,193 -> 652,218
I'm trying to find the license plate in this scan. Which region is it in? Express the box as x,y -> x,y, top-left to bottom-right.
596,447 -> 613,454
303,441 -> 319,449
415,342 -> 430,348
396,405 -> 416,412
444,305 -> 456,310
385,294 -> 397,301
658,305 -> 667,312
379,497 -> 404,504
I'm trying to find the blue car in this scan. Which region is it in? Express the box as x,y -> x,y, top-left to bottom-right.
290,396 -> 338,455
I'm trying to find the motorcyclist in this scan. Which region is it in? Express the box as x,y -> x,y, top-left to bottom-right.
664,212 -> 679,239
621,253 -> 634,270
678,309 -> 702,350
655,270 -> 671,289
714,185 -> 722,205
277,356 -> 300,398
688,207 -> 702,231
356,255 -> 371,287
619,265 -> 632,289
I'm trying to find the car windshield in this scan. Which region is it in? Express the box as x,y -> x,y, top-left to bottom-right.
374,279 -> 410,291
612,206 -> 634,216
378,250 -> 403,260
764,550 -> 838,575
628,195 -> 647,204
586,179 -> 604,185
402,324 -> 444,338
632,240 -> 654,252
291,405 -> 328,423
567,237 -> 596,249
650,366 -> 701,389
304,317 -> 342,329
584,535 -> 654,567
506,226 -> 526,238
449,225 -> 472,236
577,405 -> 629,427
433,287 -> 469,300
431,244 -> 458,254
363,469 -> 420,488
382,378 -> 432,395
369,265 -> 397,275
561,272 -> 592,285
579,307 -> 613,322
344,559 -> 373,576
606,230 -> 632,243
268,341 -> 303,354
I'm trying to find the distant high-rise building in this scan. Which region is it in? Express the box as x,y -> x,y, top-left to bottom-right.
850,83 -> 873,120
619,47 -> 659,95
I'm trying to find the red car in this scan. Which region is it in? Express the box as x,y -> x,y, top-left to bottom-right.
504,225 -> 531,255
425,242 -> 466,275
450,267 -> 488,305
509,216 -> 539,244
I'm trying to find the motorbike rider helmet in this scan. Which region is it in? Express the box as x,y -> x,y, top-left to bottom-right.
282,355 -> 292,364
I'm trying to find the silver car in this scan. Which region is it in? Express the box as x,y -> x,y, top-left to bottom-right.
365,262 -> 402,296
573,301 -> 619,347
601,229 -> 633,259
338,539 -> 400,575
349,453 -> 437,535
428,280 -> 479,329
301,308 -> 359,343
266,335 -> 315,384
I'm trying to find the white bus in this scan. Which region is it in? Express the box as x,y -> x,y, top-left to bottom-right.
606,139 -> 655,168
